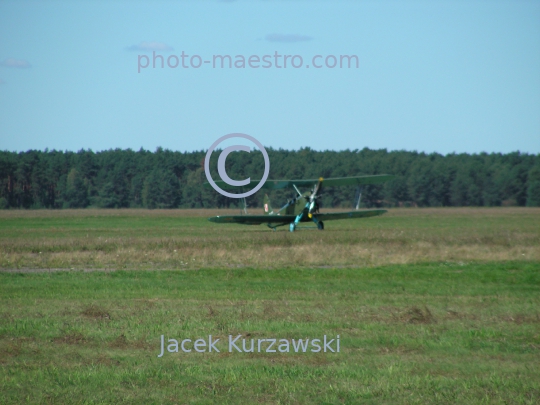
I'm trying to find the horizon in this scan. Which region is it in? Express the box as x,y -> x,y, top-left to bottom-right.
2,146 -> 539,157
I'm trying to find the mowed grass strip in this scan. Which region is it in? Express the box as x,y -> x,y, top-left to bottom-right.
1,262 -> 539,404
1,207 -> 539,270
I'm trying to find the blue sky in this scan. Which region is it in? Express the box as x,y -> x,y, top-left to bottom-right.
0,0 -> 539,155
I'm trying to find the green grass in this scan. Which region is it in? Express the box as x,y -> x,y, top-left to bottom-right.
1,262 -> 539,404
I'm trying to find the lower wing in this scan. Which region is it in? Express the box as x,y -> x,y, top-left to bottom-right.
208,215 -> 297,225
208,210 -> 387,225
313,209 -> 387,221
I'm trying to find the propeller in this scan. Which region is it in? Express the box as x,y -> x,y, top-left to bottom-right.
279,178 -> 322,216
292,184 -> 303,197
307,177 -> 323,218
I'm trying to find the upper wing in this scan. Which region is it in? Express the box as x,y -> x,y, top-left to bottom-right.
313,209 -> 387,221
204,175 -> 394,191
208,214 -> 296,225
315,175 -> 394,187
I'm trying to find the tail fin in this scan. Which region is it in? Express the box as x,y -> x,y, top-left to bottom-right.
263,194 -> 274,215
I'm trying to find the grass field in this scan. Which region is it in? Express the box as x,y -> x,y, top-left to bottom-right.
1,208 -> 539,404
1,207 -> 539,270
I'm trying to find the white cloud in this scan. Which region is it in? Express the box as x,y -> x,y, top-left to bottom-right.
265,34 -> 313,43
0,58 -> 31,68
126,41 -> 174,52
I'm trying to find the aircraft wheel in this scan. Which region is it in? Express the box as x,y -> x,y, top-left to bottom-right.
317,221 -> 324,230
289,223 -> 296,232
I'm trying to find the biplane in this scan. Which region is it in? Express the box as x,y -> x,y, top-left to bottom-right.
205,175 -> 394,232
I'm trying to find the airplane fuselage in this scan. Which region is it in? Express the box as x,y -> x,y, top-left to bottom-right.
282,192 -> 317,217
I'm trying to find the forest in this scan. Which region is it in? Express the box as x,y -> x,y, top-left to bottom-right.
0,147 -> 539,209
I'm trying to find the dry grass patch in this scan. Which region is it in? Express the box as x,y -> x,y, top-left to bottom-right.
81,305 -> 110,320
53,332 -> 87,345
403,306 -> 437,324
1,207 -> 539,270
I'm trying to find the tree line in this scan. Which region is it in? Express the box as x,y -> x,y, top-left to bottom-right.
0,147 -> 539,210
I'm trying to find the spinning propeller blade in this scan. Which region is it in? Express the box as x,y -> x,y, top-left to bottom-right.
307,177 -> 323,217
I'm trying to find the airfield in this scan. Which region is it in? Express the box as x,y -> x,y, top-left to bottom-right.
1,207 -> 539,404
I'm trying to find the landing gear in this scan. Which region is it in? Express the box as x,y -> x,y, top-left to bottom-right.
289,223 -> 296,232
317,221 -> 324,231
